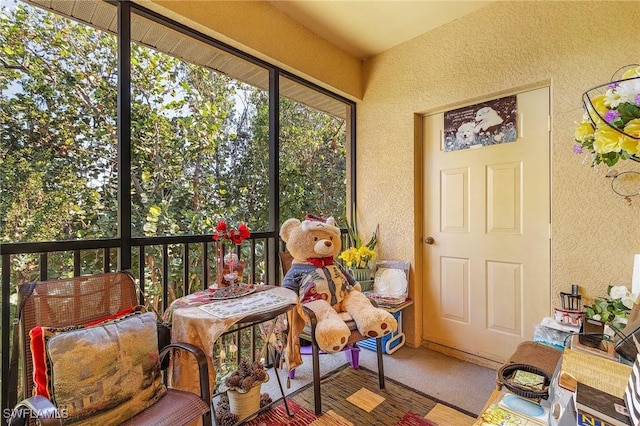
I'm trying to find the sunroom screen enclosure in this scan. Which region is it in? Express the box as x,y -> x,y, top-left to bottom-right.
0,0 -> 355,411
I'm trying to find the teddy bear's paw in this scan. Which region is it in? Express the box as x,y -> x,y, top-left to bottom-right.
332,336 -> 347,350
367,322 -> 393,338
320,335 -> 347,353
365,322 -> 392,338
315,324 -> 350,353
360,313 -> 399,337
331,338 -> 347,352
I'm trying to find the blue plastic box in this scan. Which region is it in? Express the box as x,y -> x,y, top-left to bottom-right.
358,311 -> 403,354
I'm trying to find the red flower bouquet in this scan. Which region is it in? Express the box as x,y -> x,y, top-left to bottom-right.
213,221 -> 251,244
212,221 -> 251,287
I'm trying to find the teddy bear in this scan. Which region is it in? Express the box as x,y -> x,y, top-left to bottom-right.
280,214 -> 398,354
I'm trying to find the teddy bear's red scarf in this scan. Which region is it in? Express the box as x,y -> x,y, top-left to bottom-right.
307,257 -> 334,267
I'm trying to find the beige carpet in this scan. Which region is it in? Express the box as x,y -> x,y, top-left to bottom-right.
357,346 -> 496,415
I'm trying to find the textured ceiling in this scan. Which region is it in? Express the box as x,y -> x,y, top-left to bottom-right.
269,0 -> 493,60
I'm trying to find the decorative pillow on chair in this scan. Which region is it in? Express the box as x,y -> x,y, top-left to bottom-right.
30,305 -> 141,400
30,309 -> 167,425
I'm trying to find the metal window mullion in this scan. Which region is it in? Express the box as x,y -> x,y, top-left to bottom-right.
40,253 -> 48,281
202,242 -> 208,291
234,329 -> 241,365
74,250 -> 81,276
268,68 -> 280,286
162,244 -> 169,311
1,254 -> 10,412
251,324 -> 257,363
103,248 -> 111,273
138,245 -> 146,306
117,0 -> 132,272
249,239 -> 256,285
349,103 -> 357,218
183,242 -> 189,295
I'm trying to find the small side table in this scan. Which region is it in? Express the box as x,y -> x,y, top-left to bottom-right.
359,299 -> 414,354
165,285 -> 298,424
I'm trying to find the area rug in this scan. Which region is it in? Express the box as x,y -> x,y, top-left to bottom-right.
247,364 -> 475,425
395,412 -> 438,426
243,400 -> 317,425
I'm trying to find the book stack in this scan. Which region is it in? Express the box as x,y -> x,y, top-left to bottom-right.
575,382 -> 632,426
474,393 -> 548,425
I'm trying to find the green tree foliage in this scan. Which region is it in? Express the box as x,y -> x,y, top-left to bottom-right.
0,2 -> 347,284
278,96 -> 347,222
1,4 -> 119,243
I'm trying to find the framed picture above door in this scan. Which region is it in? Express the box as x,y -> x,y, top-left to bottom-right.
443,95 -> 518,152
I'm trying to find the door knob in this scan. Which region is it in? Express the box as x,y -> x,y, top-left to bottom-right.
425,237 -> 435,245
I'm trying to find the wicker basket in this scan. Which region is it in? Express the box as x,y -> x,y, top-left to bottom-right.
226,377 -> 268,421
497,363 -> 551,400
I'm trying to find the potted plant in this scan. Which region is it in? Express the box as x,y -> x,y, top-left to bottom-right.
573,65 -> 640,167
218,359 -> 270,422
339,211 -> 379,287
586,285 -> 638,334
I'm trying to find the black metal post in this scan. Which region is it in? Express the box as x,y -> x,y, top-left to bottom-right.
117,1 -> 132,271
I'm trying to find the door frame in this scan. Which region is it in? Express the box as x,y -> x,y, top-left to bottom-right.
413,82 -> 552,367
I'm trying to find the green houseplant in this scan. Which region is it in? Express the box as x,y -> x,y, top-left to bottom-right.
585,285 -> 637,333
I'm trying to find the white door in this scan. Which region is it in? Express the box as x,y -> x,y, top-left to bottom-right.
421,87 -> 550,363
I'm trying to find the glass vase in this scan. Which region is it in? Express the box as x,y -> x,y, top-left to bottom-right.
215,242 -> 225,287
349,267 -> 373,292
350,267 -> 372,282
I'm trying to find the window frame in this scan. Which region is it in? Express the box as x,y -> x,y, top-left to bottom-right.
118,2 -> 357,274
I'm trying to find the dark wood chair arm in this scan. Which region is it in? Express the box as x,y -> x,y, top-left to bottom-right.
160,342 -> 211,404
301,305 -> 319,330
9,395 -> 62,426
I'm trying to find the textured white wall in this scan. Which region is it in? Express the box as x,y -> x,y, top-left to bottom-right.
358,1 -> 640,345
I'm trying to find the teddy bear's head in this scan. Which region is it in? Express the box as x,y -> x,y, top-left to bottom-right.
280,215 -> 342,263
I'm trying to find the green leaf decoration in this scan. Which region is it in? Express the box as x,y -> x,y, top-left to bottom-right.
618,102 -> 640,124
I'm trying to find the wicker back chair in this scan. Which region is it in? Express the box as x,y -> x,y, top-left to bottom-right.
279,252 -> 386,415
9,271 -> 211,426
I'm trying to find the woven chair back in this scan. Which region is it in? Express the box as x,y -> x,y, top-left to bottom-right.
279,251 -> 294,276
17,271 -> 139,400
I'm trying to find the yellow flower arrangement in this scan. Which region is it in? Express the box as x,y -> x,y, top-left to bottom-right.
574,65 -> 640,166
339,210 -> 378,269
338,245 -> 377,269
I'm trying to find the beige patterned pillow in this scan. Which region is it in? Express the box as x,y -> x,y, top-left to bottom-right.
44,311 -> 166,425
